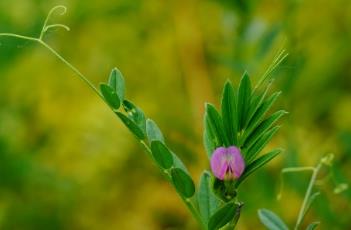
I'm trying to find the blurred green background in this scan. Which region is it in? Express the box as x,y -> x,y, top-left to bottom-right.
0,0 -> 350,229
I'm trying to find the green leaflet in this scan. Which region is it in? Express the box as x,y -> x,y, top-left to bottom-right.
123,99 -> 146,134
258,209 -> 289,230
243,91 -> 281,141
146,119 -> 164,144
237,72 -> 252,131
150,140 -> 173,170
171,168 -> 195,198
100,83 -> 120,110
221,81 -> 238,145
116,111 -> 145,139
197,171 -> 221,225
203,119 -> 216,159
235,149 -> 282,187
243,110 -> 287,149
205,103 -> 229,149
208,202 -> 240,230
245,82 -> 272,129
244,126 -> 280,163
108,68 -> 125,102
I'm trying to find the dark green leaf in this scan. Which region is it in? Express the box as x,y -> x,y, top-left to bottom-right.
245,126 -> 280,163
243,110 -> 286,149
221,81 -> 238,145
146,119 -> 164,143
236,149 -> 281,187
208,202 -> 241,230
237,72 -> 252,131
171,168 -> 195,198
100,83 -> 120,109
306,222 -> 320,230
116,112 -> 145,139
258,209 -> 289,230
205,103 -> 229,149
150,141 -> 173,169
123,100 -> 146,133
108,68 -> 125,102
198,171 -> 221,224
244,91 -> 281,138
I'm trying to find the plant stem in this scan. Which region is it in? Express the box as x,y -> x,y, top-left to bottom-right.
294,162 -> 322,230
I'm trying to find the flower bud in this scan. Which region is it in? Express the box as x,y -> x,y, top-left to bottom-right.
210,146 -> 245,180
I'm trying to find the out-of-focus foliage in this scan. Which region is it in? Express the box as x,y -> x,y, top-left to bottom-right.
0,0 -> 350,229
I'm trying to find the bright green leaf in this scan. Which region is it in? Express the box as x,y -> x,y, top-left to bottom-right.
243,110 -> 287,149
100,83 -> 120,109
258,209 -> 289,230
236,149 -> 282,187
171,168 -> 195,198
245,126 -> 280,163
146,119 -> 164,143
108,68 -> 125,102
208,202 -> 240,230
205,103 -> 229,148
198,171 -> 221,224
116,112 -> 145,139
244,91 -> 281,138
221,81 -> 238,145
237,72 -> 252,131
150,140 -> 173,169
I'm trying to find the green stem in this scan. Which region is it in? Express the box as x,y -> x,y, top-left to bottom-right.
294,162 -> 322,230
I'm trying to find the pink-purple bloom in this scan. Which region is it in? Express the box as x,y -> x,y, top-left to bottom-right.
210,146 -> 245,180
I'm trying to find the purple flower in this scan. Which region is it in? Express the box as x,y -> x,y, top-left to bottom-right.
210,146 -> 245,180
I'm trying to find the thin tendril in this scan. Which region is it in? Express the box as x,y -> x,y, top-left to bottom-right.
40,5 -> 67,39
0,5 -> 102,100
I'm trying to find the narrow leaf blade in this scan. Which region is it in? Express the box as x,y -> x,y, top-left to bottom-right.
258,209 -> 289,230
236,149 -> 282,187
243,110 -> 286,149
245,126 -> 280,163
205,103 -> 229,149
237,72 -> 252,131
221,81 -> 238,145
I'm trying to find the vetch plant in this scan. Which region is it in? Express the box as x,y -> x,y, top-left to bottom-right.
0,6 -> 288,230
